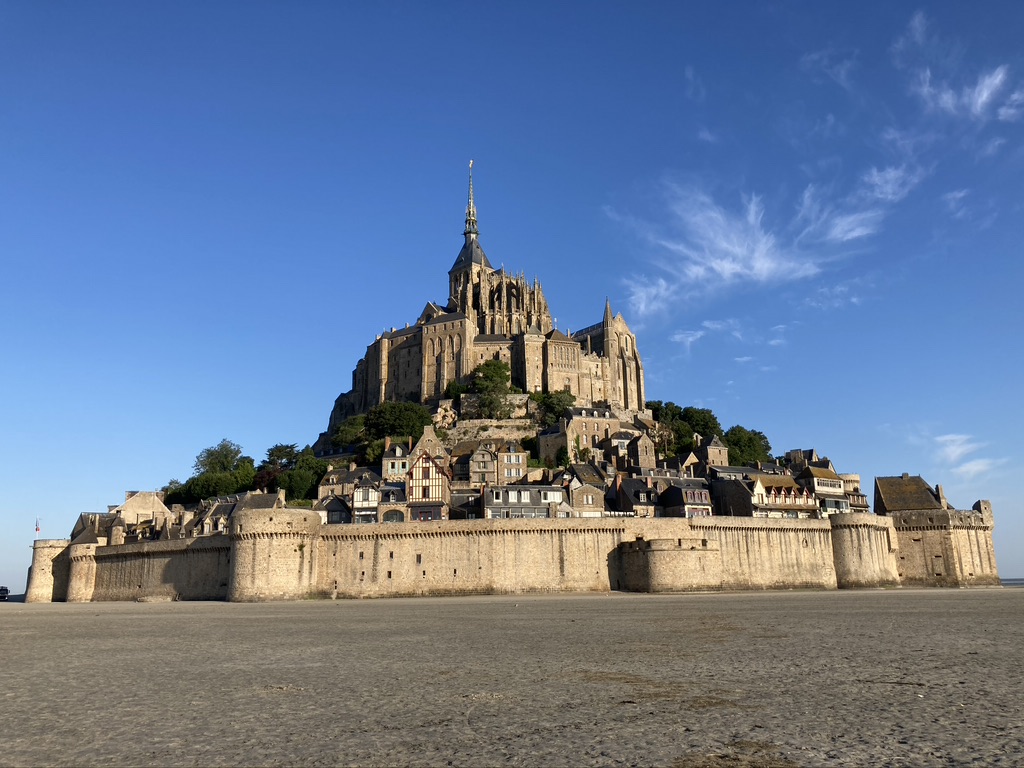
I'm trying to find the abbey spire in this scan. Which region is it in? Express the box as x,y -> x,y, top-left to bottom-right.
464,159 -> 478,236
449,160 -> 493,279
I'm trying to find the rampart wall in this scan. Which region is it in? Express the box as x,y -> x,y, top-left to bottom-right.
89,537 -> 232,601
891,510 -> 999,587
25,539 -> 71,603
829,513 -> 901,588
27,505 -> 998,602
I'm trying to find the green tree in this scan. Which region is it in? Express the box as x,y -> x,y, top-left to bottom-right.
364,402 -> 432,441
278,469 -> 316,503
193,439 -> 244,474
233,456 -> 256,491
723,425 -> 773,467
364,438 -> 387,466
530,389 -> 576,428
470,359 -> 513,419
444,380 -> 469,408
331,414 -> 365,449
264,443 -> 299,470
555,446 -> 571,468
681,407 -> 724,443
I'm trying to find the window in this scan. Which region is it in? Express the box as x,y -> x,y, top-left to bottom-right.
423,466 -> 431,479
584,494 -> 594,505
492,490 -> 501,502
422,487 -> 430,499
508,490 -> 518,503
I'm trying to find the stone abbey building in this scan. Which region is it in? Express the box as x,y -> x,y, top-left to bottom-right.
321,165 -> 645,438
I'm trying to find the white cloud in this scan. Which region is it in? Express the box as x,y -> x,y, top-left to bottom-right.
966,66 -> 1008,117
734,356 -> 753,363
951,458 -> 1006,480
998,88 -> 1024,121
697,127 -> 718,143
684,66 -> 705,102
701,318 -> 742,339
934,433 -> 983,464
768,338 -> 785,347
826,209 -> 885,242
801,47 -> 859,90
979,137 -> 1006,158
670,329 -> 705,352
942,189 -> 969,219
630,185 -> 821,300
861,165 -> 927,203
803,283 -> 864,310
625,276 -> 675,319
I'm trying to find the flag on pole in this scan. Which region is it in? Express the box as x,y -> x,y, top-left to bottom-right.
35,517 -> 40,535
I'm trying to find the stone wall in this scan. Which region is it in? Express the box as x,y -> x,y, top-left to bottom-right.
226,508 -> 323,601
25,539 -> 71,603
830,513 -> 900,588
30,506 -> 973,602
89,537 -> 232,601
313,519 -> 632,598
689,518 -> 839,590
891,509 -> 999,586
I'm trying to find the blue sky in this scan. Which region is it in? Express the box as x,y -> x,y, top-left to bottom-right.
1,2 -> 1021,589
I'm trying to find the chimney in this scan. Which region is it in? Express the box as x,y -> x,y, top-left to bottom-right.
349,462 -> 357,472
901,472 -> 909,479
384,436 -> 392,451
645,475 -> 653,488
936,484 -> 948,509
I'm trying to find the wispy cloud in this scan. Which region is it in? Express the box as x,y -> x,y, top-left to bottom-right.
997,89 -> 1024,121
803,282 -> 864,310
930,433 -> 1006,481
942,189 -> 969,219
696,127 -> 718,143
701,318 -> 742,339
894,12 -> 1021,124
734,356 -> 753,363
618,185 -> 821,318
625,277 -> 675,319
684,66 -> 705,102
934,433 -> 983,464
670,329 -> 705,352
801,47 -> 859,91
826,209 -> 886,242
861,165 -> 927,203
951,458 -> 1007,480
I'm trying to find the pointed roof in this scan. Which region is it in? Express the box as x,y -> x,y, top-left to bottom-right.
604,298 -> 613,324
450,160 -> 493,274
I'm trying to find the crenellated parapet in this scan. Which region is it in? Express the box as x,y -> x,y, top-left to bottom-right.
25,539 -> 71,603
227,507 -> 323,602
66,543 -> 99,603
829,513 -> 900,588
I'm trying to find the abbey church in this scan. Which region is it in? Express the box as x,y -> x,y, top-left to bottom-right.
322,165 -> 646,433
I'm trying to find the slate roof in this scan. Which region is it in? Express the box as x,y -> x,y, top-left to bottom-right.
800,466 -> 840,480
450,234 -> 492,273
875,475 -> 942,513
546,329 -> 572,342
569,463 -> 606,487
425,311 -> 466,326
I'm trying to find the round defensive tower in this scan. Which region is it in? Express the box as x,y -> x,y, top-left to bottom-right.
65,543 -> 99,603
227,507 -> 323,601
829,513 -> 901,588
25,539 -> 71,603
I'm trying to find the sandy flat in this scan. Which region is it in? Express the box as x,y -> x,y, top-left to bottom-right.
1,589 -> 1022,767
